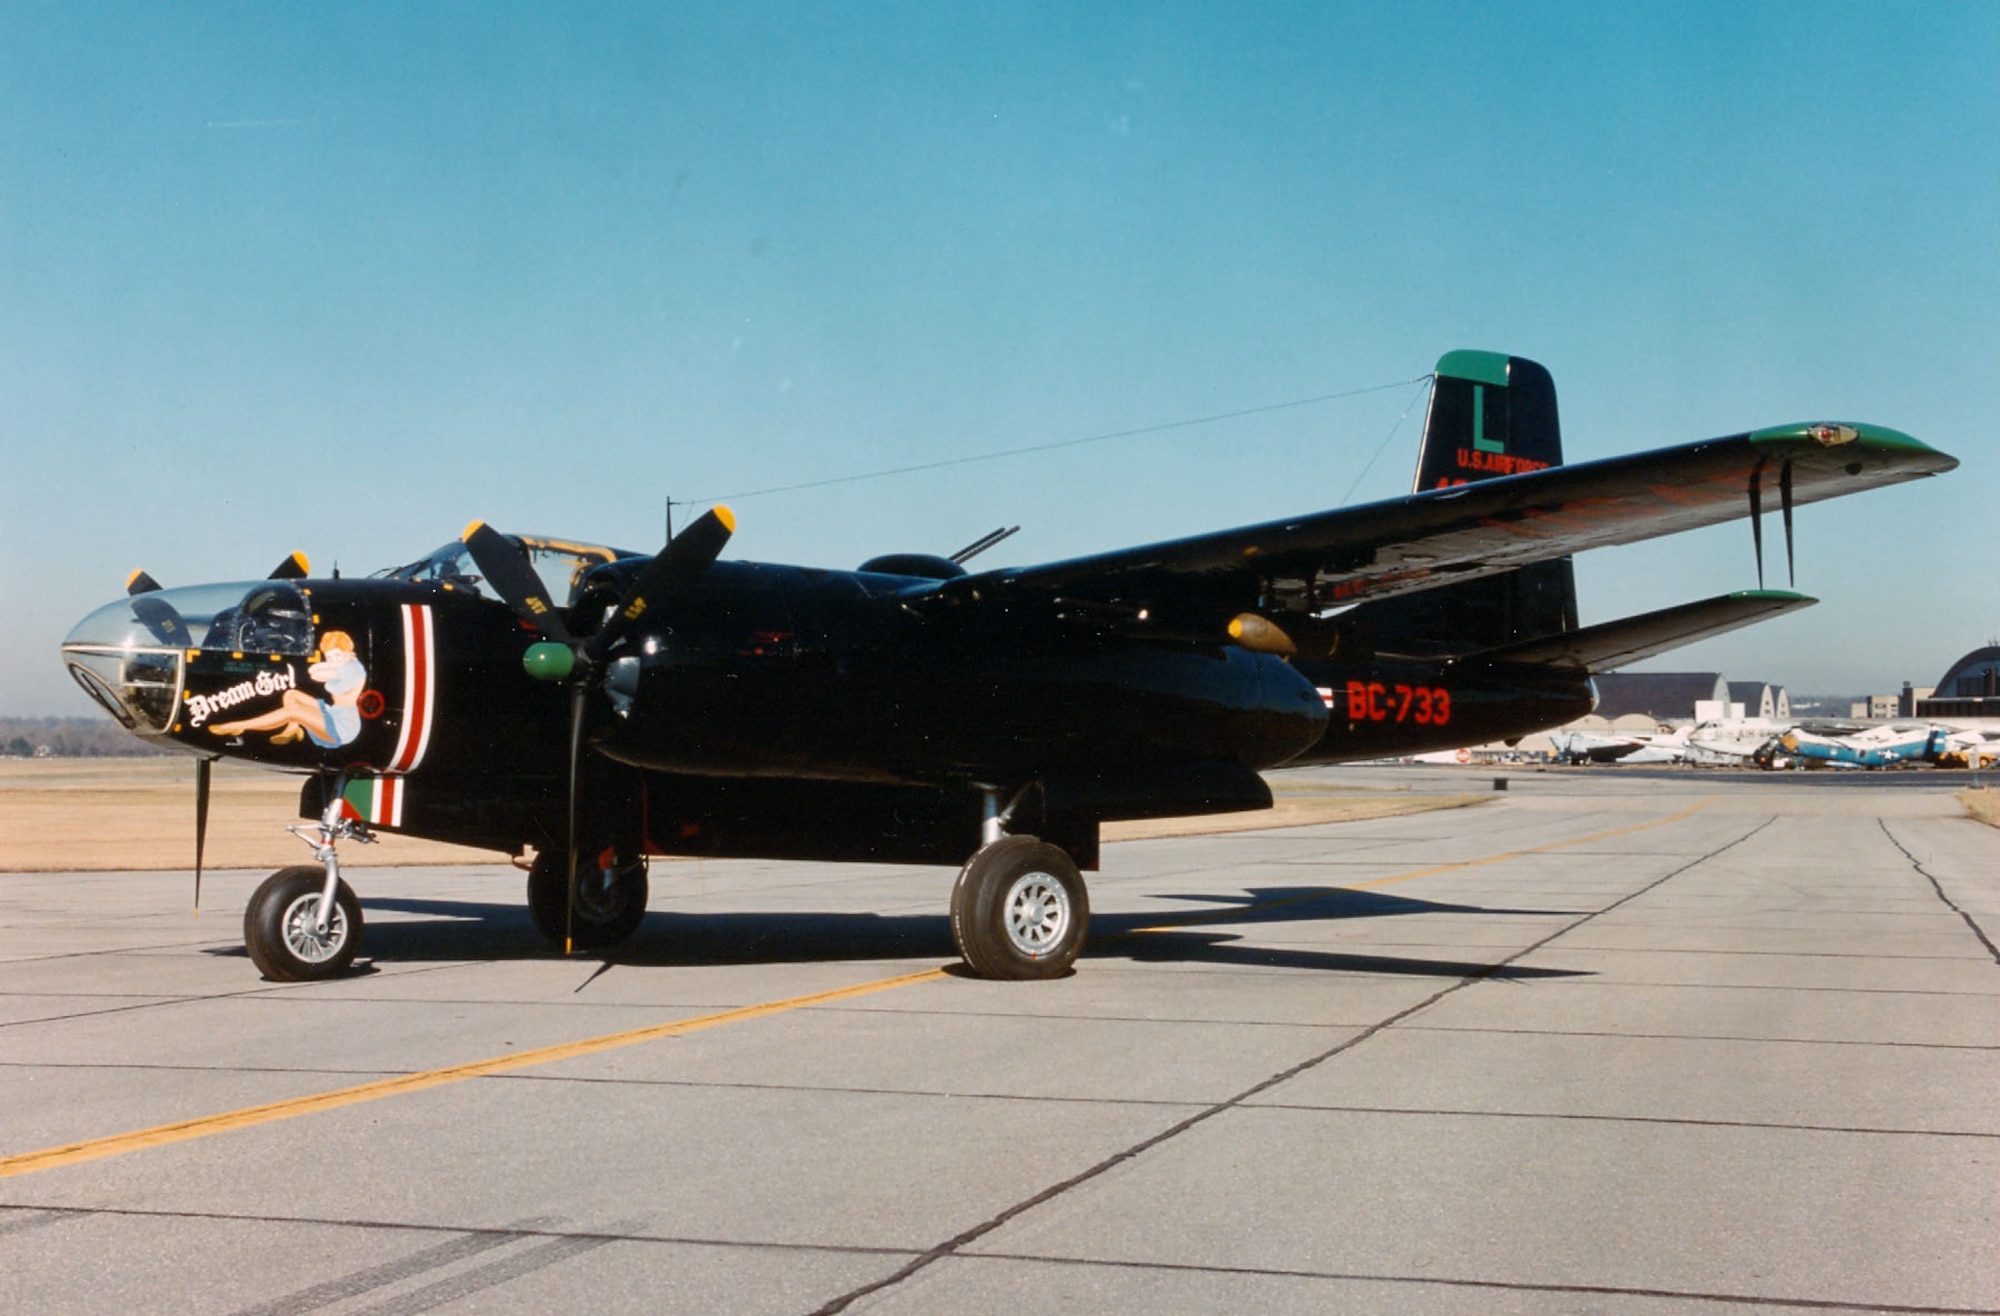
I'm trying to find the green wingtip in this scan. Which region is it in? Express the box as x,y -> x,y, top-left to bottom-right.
1724,589 -> 1818,606
1746,422 -> 1957,479
1747,421 -> 1935,454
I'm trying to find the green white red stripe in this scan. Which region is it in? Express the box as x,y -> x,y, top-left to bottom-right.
342,777 -> 404,827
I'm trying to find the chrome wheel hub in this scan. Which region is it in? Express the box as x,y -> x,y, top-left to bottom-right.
1002,872 -> 1070,958
279,892 -> 346,964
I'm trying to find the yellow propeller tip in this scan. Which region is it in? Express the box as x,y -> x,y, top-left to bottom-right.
713,505 -> 737,533
461,520 -> 486,541
125,569 -> 145,590
290,551 -> 310,575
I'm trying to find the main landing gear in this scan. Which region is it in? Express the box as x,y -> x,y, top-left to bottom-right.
949,790 -> 1090,980
243,781 -> 372,981
525,847 -> 649,951
237,783 -> 1084,980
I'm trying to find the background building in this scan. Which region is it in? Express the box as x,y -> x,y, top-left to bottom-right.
1917,646 -> 2000,720
1724,681 -> 1789,720
1592,673 -> 1728,723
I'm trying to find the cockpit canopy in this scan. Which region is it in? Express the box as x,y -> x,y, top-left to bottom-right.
381,533 -> 637,607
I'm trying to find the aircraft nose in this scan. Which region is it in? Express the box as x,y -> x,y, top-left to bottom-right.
62,594 -> 190,733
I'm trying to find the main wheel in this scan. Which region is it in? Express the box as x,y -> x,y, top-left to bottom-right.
950,835 -> 1089,980
243,865 -> 364,981
527,849 -> 649,951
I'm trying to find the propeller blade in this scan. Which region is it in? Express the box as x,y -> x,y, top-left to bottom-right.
550,505 -> 735,944
1779,459 -> 1796,587
461,521 -> 574,644
1747,464 -> 1765,590
584,506 -> 735,666
131,594 -> 193,648
194,757 -> 212,914
268,551 -> 310,581
564,682 -> 587,955
126,569 -> 163,596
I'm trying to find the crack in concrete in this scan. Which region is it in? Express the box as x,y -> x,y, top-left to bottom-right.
1878,819 -> 2000,964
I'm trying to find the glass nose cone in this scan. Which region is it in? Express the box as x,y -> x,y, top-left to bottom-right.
62,598 -> 187,733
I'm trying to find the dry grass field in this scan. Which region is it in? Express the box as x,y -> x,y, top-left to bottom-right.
0,757 -> 1483,873
0,758 -> 492,872
1958,787 -> 1999,828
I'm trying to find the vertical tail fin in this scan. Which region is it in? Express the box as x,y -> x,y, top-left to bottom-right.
1351,351 -> 1577,655
1413,350 -> 1564,490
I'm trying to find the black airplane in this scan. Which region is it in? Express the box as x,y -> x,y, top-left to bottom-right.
61,351 -> 1956,982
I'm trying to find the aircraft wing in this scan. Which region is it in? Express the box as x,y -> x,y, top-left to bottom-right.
938,423 -> 1953,623
1467,589 -> 1815,673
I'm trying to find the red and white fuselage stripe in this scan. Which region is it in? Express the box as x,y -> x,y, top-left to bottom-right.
386,603 -> 436,774
370,777 -> 404,827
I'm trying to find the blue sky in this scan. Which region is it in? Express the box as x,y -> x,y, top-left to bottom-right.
4,1 -> 1994,714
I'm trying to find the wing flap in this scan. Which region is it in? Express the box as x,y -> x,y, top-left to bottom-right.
941,424 -> 1952,622
1468,590 -> 1816,673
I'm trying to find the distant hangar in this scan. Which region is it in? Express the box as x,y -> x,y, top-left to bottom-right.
1591,672 -> 1788,724
1917,645 -> 1999,720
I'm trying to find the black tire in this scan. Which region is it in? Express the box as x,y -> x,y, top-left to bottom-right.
949,835 -> 1089,980
243,865 -> 364,981
527,849 -> 648,950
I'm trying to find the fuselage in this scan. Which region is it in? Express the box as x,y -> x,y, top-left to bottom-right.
63,542 -> 1591,865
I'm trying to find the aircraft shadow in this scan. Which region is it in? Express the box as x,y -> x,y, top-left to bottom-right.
329,885 -> 1585,982
1129,884 -> 1580,923
1087,885 -> 1584,979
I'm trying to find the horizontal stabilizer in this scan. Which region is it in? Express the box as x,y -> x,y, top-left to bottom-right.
1469,590 -> 1815,673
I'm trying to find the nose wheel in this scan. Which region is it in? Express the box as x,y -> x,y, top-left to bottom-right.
950,836 -> 1089,979
244,865 -> 364,981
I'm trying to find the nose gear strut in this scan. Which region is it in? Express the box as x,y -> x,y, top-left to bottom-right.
285,773 -> 378,934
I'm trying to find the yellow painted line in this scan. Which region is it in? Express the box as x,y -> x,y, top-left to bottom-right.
1129,796 -> 1715,934
0,966 -> 947,1180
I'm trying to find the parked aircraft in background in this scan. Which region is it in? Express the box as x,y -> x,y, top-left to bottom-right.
1780,724 -> 1946,769
1683,718 -> 1788,767
1938,727 -> 2000,769
1549,725 -> 1692,765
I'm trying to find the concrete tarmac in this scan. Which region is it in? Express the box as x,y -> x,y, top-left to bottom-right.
2,769 -> 1995,1314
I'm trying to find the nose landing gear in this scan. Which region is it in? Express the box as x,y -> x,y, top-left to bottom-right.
243,777 -> 374,981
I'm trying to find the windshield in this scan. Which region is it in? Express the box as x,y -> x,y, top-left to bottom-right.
381,533 -> 636,606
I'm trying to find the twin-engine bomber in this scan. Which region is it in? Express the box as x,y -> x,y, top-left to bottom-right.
62,352 -> 1957,981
